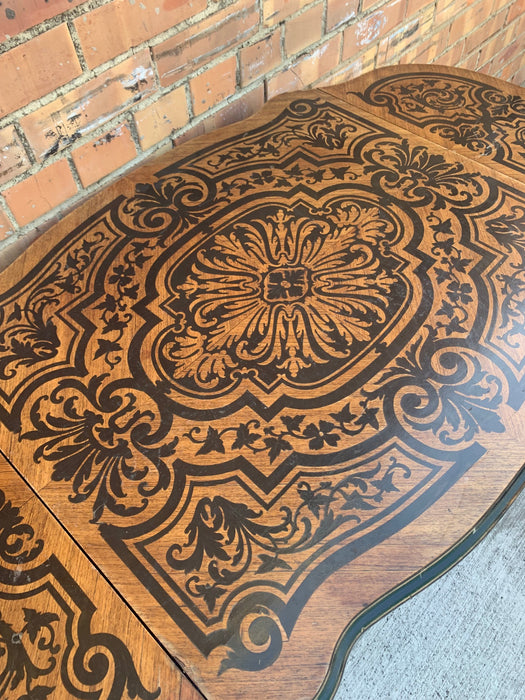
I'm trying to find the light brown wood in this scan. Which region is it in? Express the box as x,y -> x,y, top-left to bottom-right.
0,452 -> 202,699
0,65 -> 524,699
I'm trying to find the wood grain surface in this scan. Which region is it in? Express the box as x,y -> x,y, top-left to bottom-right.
0,452 -> 202,699
0,65 -> 524,699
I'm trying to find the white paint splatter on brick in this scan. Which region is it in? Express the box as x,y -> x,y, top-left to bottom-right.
356,12 -> 386,47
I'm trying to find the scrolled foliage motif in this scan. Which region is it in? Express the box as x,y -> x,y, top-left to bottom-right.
21,375 -> 175,523
156,200 -> 404,393
93,238 -> 158,368
166,457 -> 411,618
487,205 -> 525,348
184,403 -> 381,464
0,491 -> 43,566
356,73 -> 525,170
362,138 -> 484,209
429,212 -> 474,337
0,231 -> 107,380
0,606 -> 60,700
117,169 -> 217,238
0,487 -> 160,699
206,100 -> 358,169
366,326 -> 505,445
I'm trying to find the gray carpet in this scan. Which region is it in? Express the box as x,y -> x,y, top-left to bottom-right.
335,485 -> 525,699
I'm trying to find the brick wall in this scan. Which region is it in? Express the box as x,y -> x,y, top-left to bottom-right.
0,0 -> 524,246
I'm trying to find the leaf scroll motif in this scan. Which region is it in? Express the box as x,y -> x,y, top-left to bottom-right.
0,607 -> 60,699
429,213 -> 474,337
157,201 -> 403,392
366,326 -> 505,445
487,205 -> 525,347
357,74 -> 525,167
0,487 -> 160,699
206,101 -> 358,169
166,458 -> 411,615
118,170 -> 217,238
0,491 -> 43,566
184,403 -> 380,464
0,232 -> 107,380
93,239 -> 156,368
362,138 -> 484,209
21,376 -> 175,523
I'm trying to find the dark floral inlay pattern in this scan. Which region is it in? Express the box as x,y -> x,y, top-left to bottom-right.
157,201 -> 405,391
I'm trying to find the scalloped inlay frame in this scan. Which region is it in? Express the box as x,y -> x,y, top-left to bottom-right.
0,66 -> 524,699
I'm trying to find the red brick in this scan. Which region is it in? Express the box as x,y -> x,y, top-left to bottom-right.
240,32 -> 282,86
342,0 -> 406,60
0,208 -> 13,241
507,0 -> 525,24
267,34 -> 341,97
0,0 -> 85,41
72,123 -> 137,187
407,27 -> 448,63
0,126 -> 30,186
511,61 -> 525,87
476,25 -> 514,68
318,45 -> 377,85
190,56 -> 237,117
172,122 -> 206,148
285,3 -> 324,57
361,0 -> 381,12
464,12 -> 506,56
202,84 -> 265,133
482,40 -> 523,77
154,2 -> 258,88
327,0 -> 359,30
448,0 -> 487,46
74,0 -> 207,69
20,51 -> 155,162
511,13 -> 525,41
3,159 -> 77,226
134,87 -> 189,151
459,51 -> 481,71
439,37 -> 465,65
377,5 -> 433,63
406,0 -> 435,15
263,0 -> 317,26
0,25 -> 81,118
435,0 -> 470,27
499,52 -> 525,83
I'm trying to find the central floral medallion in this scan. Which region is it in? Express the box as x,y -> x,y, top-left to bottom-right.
264,266 -> 308,302
153,198 -> 409,396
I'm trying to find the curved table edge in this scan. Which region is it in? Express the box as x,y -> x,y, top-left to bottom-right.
316,462 -> 525,700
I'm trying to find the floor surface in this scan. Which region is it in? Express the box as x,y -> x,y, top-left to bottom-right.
336,486 -> 525,699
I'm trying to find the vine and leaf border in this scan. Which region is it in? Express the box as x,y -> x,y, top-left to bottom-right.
0,486 -> 160,700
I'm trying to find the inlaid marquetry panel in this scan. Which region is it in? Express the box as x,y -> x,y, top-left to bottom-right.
0,67 -> 524,699
323,65 -> 525,181
0,453 -> 202,699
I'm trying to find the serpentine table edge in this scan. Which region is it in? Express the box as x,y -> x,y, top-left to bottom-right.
0,64 -> 524,699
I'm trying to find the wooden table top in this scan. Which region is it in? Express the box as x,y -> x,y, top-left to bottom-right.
1,65 -> 524,699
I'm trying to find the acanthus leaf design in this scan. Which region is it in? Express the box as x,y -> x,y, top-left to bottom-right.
119,170 -> 217,238
0,606 -> 60,699
366,326 -> 505,445
0,486 -> 161,700
165,458 -> 411,617
21,375 -> 174,523
362,138 -> 484,209
356,73 -> 525,173
206,101 -> 358,169
157,200 -> 404,393
0,491 -> 44,566
0,231 -> 107,381
487,205 -> 525,348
